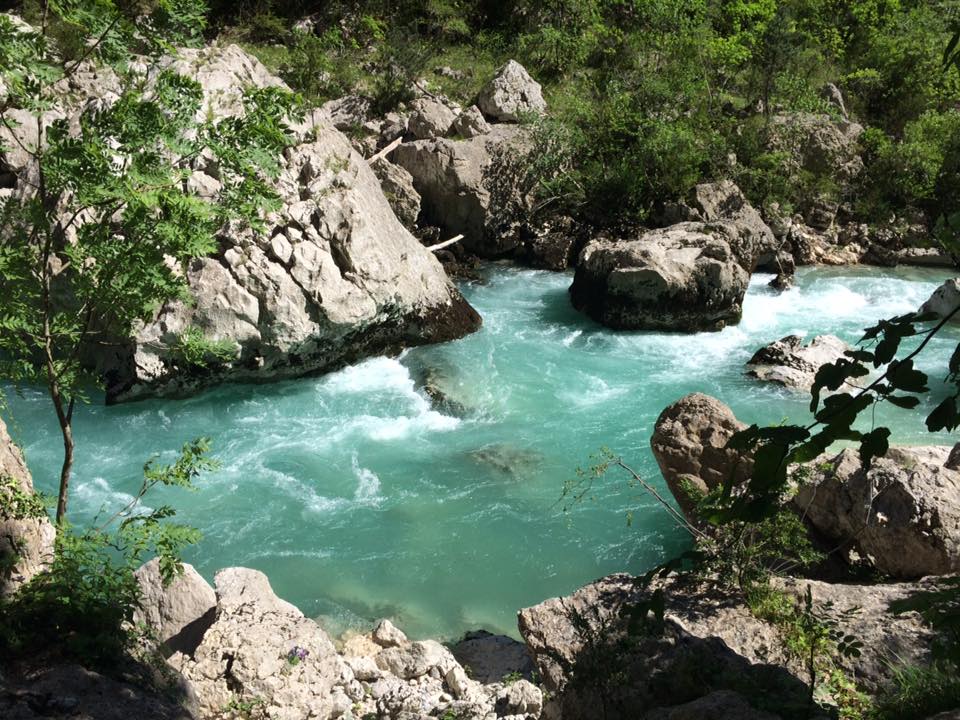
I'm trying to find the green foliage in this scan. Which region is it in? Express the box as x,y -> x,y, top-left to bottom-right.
0,474 -> 49,521
0,438 -> 216,667
171,327 -> 236,369
871,662 -> 960,720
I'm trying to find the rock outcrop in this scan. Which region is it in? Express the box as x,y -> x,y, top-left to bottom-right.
451,630 -> 536,684
393,124 -> 532,257
746,334 -> 851,391
794,446 -> 960,579
73,45 -> 482,402
571,183 -> 775,331
519,572 -> 940,720
650,393 -> 752,522
0,417 -> 55,598
921,278 -> 960,322
134,558 -> 217,657
766,112 -> 864,180
477,60 -> 547,122
518,574 -> 810,720
138,566 -> 544,720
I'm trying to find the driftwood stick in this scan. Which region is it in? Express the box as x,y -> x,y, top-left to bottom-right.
367,137 -> 402,164
426,234 -> 464,252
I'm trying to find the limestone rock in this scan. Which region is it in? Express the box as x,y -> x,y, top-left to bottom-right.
452,105 -> 492,138
477,60 -> 546,122
370,156 -> 421,230
375,640 -> 457,680
451,630 -> 535,683
820,82 -> 848,119
774,576 -> 940,692
393,124 -> 531,257
172,568 -> 353,720
650,393 -> 751,521
372,618 -> 409,648
921,278 -> 960,322
407,97 -> 458,140
495,679 -> 543,717
134,558 -> 216,656
746,334 -> 851,392
794,446 -> 960,578
0,417 -> 55,598
90,45 -> 480,402
569,221 -> 756,331
518,574 -> 809,720
0,664 -> 196,720
320,94 -> 372,131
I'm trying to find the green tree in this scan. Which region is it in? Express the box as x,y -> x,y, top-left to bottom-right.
0,0 -> 299,524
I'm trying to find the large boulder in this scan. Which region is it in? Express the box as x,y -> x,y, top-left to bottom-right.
921,278 -> 960,321
746,334 -> 851,392
519,573 -> 940,720
774,576 -> 941,693
81,45 -> 480,402
793,446 -> 960,579
0,417 -> 55,598
169,568 -> 355,719
569,221 -> 757,332
134,558 -> 217,656
518,574 -> 810,720
477,60 -> 546,122
407,96 -> 458,140
650,393 -> 752,521
393,124 -> 532,257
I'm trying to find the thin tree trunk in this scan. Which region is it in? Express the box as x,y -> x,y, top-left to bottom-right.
47,369 -> 74,525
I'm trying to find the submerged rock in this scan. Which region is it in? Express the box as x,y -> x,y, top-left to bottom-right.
469,443 -> 544,479
650,393 -> 751,522
87,45 -> 481,402
477,60 -> 547,122
0,417 -> 55,598
746,334 -> 851,392
794,446 -> 960,579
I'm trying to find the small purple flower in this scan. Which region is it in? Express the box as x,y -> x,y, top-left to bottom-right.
287,645 -> 309,665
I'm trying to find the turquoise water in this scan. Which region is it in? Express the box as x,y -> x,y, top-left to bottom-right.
5,264 -> 958,640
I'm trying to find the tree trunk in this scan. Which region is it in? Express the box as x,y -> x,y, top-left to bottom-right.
55,411 -> 74,525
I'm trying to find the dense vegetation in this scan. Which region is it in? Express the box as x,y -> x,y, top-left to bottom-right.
202,0 -> 960,234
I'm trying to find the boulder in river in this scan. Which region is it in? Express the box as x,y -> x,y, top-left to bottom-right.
569,221 -> 757,332
794,446 -> 960,579
746,334 -> 851,392
920,277 -> 960,321
650,393 -> 752,523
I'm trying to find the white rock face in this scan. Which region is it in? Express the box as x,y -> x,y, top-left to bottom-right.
134,558 -> 216,654
0,417 -> 55,598
452,105 -> 492,138
921,277 -> 960,321
371,618 -> 408,648
478,60 -> 547,122
83,45 -> 480,401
